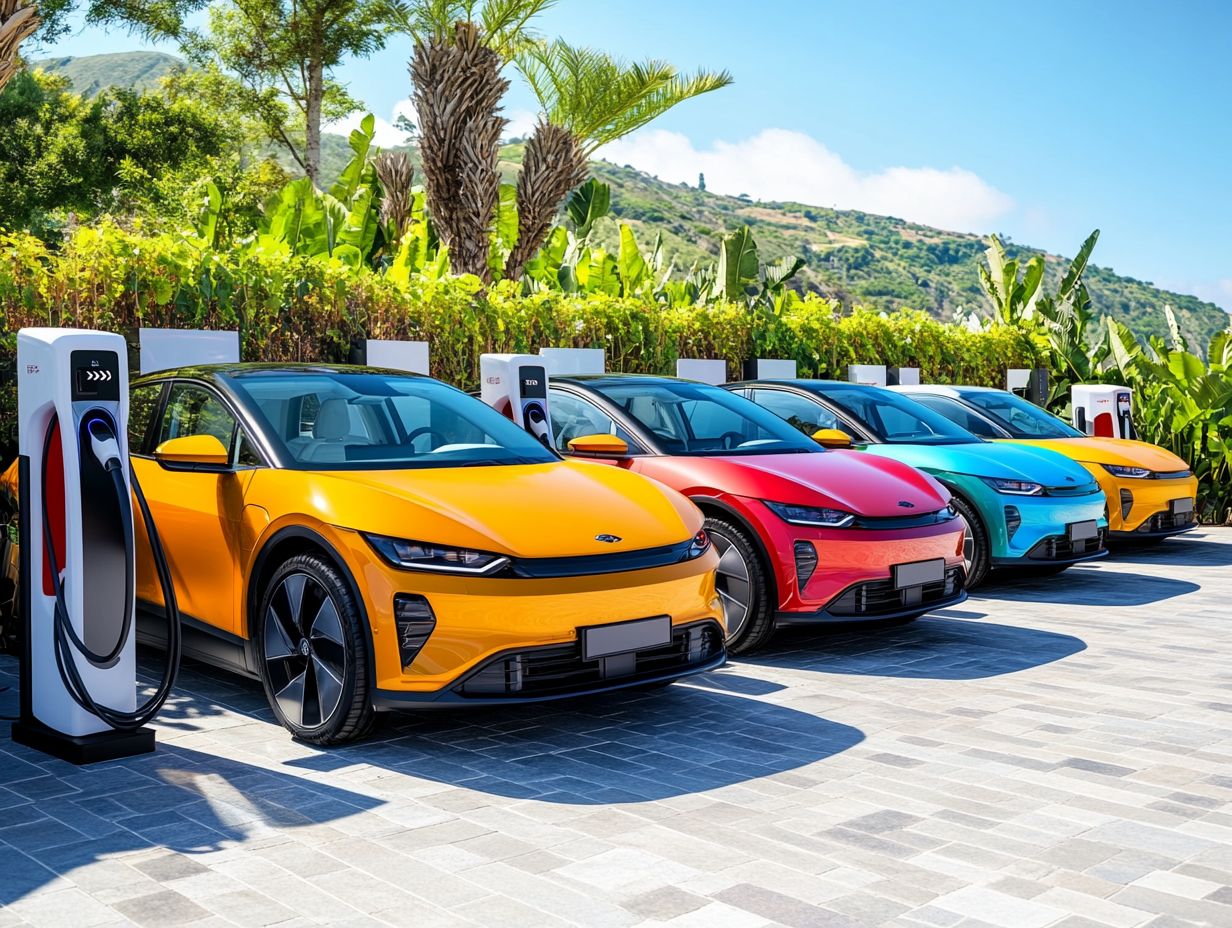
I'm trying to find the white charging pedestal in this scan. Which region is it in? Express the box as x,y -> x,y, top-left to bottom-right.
479,354 -> 554,447
11,328 -> 153,764
1072,385 -> 1136,440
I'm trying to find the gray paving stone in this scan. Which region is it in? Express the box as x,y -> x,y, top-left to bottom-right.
1,529 -> 1231,926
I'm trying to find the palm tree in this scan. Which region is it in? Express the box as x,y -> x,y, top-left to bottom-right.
504,41 -> 731,281
388,0 -> 554,280
0,0 -> 40,94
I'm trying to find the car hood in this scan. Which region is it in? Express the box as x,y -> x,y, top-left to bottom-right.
637,450 -> 951,516
278,461 -> 702,559
1001,437 -> 1190,473
861,440 -> 1097,487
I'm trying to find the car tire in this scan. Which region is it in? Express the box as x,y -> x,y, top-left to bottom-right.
255,553 -> 376,745
704,515 -> 775,655
949,494 -> 990,589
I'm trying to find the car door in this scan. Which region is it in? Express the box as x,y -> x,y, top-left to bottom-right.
132,380 -> 260,636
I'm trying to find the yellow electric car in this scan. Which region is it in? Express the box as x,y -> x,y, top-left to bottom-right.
0,365 -> 725,744
896,385 -> 1199,541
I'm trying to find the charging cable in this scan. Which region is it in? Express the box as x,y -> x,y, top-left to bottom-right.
42,414 -> 181,732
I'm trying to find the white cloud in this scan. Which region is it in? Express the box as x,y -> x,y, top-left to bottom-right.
596,128 -> 1014,234
504,109 -> 540,141
326,99 -> 416,148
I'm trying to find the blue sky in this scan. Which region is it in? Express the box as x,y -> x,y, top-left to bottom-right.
34,0 -> 1232,309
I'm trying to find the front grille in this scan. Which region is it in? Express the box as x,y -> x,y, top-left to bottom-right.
1044,484 -> 1100,497
850,509 -> 955,529
827,567 -> 964,617
1026,529 -> 1106,560
455,620 -> 723,698
496,538 -> 700,579
1138,510 -> 1194,533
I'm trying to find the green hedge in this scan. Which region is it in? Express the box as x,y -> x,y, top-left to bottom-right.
0,223 -> 1041,452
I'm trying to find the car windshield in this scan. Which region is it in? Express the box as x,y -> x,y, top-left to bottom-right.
591,380 -> 818,456
225,370 -> 558,470
817,385 -> 977,445
960,390 -> 1084,439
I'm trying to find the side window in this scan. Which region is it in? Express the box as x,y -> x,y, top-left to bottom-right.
912,395 -> 999,438
128,384 -> 164,454
749,389 -> 840,435
157,383 -> 238,454
548,390 -> 640,452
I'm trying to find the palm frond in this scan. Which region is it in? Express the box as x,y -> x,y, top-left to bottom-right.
385,0 -> 553,59
514,40 -> 731,152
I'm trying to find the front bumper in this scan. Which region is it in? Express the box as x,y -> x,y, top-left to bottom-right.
950,475 -> 1108,565
776,568 -> 967,624
1108,508 -> 1198,540
1089,469 -> 1200,538
744,499 -> 967,618
373,619 -> 725,708
330,528 -> 724,696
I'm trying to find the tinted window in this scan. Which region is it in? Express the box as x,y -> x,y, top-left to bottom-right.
157,383 -> 237,451
129,383 -> 163,454
548,390 -> 641,452
961,390 -> 1084,439
909,395 -> 1003,439
226,371 -> 558,470
818,386 -> 977,445
592,380 -> 817,456
750,389 -> 842,435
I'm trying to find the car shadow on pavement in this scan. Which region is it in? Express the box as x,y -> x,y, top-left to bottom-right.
1106,531 -> 1232,568
978,567 -> 1199,606
289,684 -> 866,804
746,615 -> 1086,680
0,736 -> 385,906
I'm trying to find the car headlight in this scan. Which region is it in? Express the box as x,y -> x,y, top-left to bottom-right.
687,529 -> 711,558
765,501 -> 855,528
981,477 -> 1045,496
364,533 -> 510,575
1101,463 -> 1152,479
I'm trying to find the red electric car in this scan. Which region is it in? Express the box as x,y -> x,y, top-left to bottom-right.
546,375 -> 967,653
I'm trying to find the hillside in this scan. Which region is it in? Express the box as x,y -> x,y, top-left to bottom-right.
31,51 -> 183,96
21,52 -> 1232,349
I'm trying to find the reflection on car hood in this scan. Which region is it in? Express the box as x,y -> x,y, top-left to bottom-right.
298,461 -> 700,558
635,449 -> 951,516
862,440 -> 1098,487
1001,437 -> 1190,472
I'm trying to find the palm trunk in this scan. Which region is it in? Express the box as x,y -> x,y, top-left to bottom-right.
305,55 -> 324,187
411,22 -> 507,282
505,119 -> 588,281
0,0 -> 40,94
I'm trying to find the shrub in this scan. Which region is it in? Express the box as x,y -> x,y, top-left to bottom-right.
0,224 -> 1041,457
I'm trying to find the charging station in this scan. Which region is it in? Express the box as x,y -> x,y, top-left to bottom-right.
480,354 -> 553,447
1072,384 -> 1136,439
11,328 -> 180,764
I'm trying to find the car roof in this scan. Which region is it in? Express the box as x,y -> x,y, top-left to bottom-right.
133,362 -> 432,384
725,378 -> 851,389
552,373 -> 703,388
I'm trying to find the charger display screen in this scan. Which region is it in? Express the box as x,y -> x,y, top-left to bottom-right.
71,350 -> 121,401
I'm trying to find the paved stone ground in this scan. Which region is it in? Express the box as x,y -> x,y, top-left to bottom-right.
2,529 -> 1231,928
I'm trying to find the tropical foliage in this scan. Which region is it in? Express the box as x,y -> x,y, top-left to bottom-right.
975,236 -> 1232,523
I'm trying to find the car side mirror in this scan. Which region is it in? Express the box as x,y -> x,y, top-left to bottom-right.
566,434 -> 630,458
154,435 -> 231,471
812,428 -> 853,449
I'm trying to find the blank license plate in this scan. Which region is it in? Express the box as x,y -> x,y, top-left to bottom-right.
582,616 -> 671,660
1069,520 -> 1098,541
1171,497 -> 1194,516
893,558 -> 945,590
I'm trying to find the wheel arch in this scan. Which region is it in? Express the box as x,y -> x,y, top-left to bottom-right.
687,494 -> 780,609
245,525 -> 375,687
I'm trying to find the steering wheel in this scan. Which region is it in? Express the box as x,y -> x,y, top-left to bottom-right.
718,430 -> 745,450
407,426 -> 449,448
